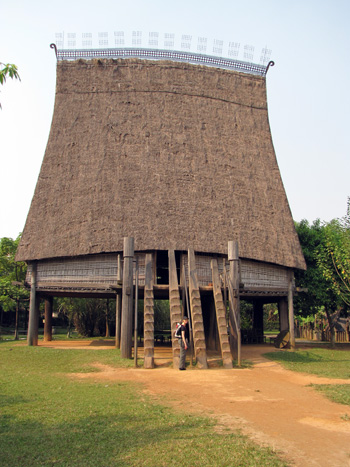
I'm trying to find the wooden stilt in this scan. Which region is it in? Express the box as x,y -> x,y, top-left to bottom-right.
134,260 -> 139,367
206,297 -> 217,351
278,299 -> 289,332
188,248 -> 208,369
228,241 -> 241,366
211,258 -> 233,368
44,297 -> 53,342
144,253 -> 155,369
27,262 -> 39,346
120,237 -> 134,359
168,250 -> 181,369
115,254 -> 122,349
252,300 -> 264,343
288,271 -> 295,349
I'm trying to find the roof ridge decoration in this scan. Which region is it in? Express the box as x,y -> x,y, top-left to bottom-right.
49,43 -> 274,76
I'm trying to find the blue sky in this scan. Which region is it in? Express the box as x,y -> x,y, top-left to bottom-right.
1,0 -> 349,239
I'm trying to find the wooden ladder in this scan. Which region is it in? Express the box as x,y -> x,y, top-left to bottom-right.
168,250 -> 182,369
143,253 -> 154,369
211,258 -> 233,368
188,248 -> 208,369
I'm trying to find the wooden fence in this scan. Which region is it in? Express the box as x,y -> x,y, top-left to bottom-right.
295,322 -> 350,343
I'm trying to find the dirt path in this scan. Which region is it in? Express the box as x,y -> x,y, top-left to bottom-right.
43,342 -> 350,467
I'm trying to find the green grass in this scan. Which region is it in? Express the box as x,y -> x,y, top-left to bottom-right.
311,384 -> 350,406
263,348 -> 350,379
264,348 -> 350,406
0,342 -> 288,467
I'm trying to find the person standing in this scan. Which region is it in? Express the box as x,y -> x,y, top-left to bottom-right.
179,316 -> 189,370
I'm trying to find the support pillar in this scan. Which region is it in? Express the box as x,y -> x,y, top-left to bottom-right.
115,254 -> 122,348
44,297 -> 53,342
228,241 -> 241,366
27,262 -> 39,346
120,237 -> 134,359
252,300 -> 264,343
278,298 -> 289,332
288,271 -> 295,349
205,296 -> 217,351
144,253 -> 155,369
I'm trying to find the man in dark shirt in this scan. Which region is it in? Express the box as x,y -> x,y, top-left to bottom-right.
179,316 -> 189,370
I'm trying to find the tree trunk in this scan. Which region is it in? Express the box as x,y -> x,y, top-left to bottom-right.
14,298 -> 19,340
0,307 -> 3,340
325,307 -> 336,348
105,299 -> 110,338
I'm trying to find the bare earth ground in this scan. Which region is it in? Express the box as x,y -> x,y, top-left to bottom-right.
40,341 -> 350,467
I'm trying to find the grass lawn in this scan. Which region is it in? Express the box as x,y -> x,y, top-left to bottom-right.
0,341 -> 288,467
264,348 -> 350,406
0,326 -> 98,341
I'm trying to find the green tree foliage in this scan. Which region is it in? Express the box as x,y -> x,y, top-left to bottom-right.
294,219 -> 340,317
0,236 -> 29,339
295,205 -> 349,346
0,236 -> 28,311
58,297 -> 113,337
0,62 -> 21,108
317,199 -> 350,306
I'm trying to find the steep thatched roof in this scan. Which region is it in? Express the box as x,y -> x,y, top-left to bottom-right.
16,58 -> 306,270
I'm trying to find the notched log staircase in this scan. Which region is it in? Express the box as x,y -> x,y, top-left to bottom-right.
168,250 -> 181,369
211,259 -> 233,369
143,253 -> 155,369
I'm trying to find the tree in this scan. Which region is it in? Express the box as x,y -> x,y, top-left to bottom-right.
317,198 -> 350,306
0,62 -> 21,108
294,219 -> 342,346
57,297 -> 110,337
0,236 -> 29,339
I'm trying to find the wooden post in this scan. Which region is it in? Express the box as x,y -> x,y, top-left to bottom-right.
134,258 -> 139,367
120,237 -> 134,359
44,297 -> 53,342
207,296 -> 217,350
278,298 -> 289,332
228,241 -> 241,366
288,270 -> 295,349
143,253 -> 155,369
27,262 -> 39,346
115,254 -> 122,348
252,300 -> 264,343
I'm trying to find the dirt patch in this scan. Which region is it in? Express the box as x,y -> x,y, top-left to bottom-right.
43,341 -> 350,467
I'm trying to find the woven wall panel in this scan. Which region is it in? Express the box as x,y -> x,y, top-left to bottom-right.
181,254 -> 288,289
26,253 -> 146,287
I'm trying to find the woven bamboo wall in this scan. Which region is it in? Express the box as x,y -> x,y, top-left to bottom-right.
26,253 -> 146,289
181,254 -> 289,290
26,251 -> 289,293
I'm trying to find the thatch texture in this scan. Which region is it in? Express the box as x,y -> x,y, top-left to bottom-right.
16,58 -> 306,270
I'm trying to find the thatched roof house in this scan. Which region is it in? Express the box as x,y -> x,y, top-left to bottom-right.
16,57 -> 305,270
17,52 -> 305,361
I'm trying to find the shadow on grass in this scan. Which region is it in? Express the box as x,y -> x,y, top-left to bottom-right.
263,351 -> 324,364
0,410 -> 287,467
263,349 -> 350,379
0,394 -> 30,407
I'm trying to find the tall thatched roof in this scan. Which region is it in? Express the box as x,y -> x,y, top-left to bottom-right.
16,58 -> 306,270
